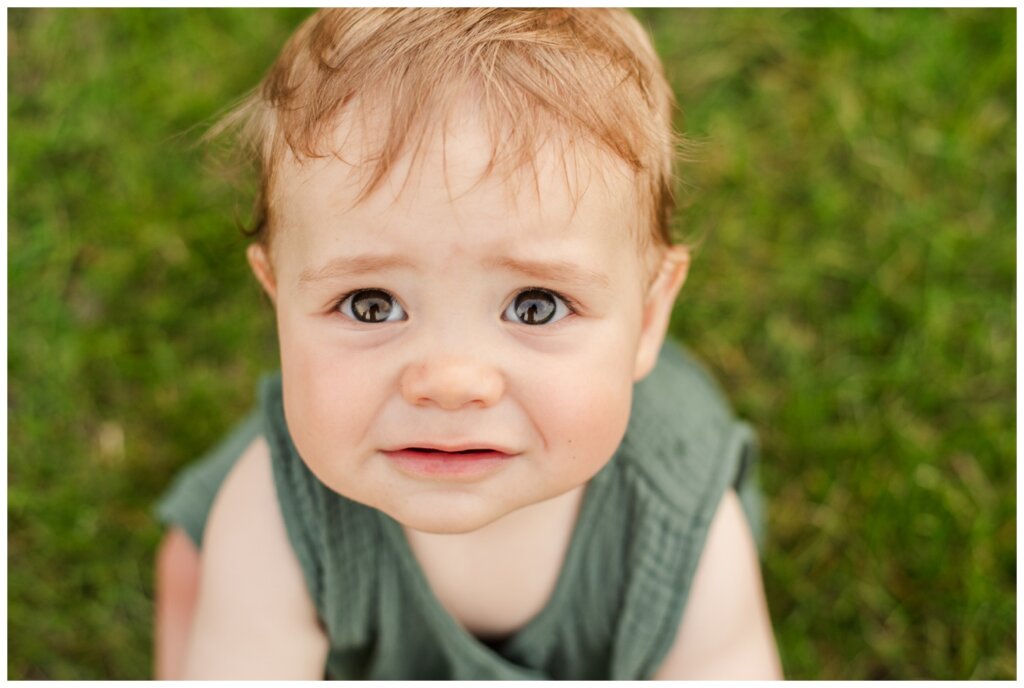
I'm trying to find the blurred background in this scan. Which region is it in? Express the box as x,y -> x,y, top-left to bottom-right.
7,8 -> 1015,679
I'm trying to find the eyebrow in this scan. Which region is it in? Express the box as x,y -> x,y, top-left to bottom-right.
298,254 -> 416,286
484,256 -> 611,290
297,253 -> 610,291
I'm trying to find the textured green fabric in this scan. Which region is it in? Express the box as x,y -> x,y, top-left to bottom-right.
156,341 -> 762,679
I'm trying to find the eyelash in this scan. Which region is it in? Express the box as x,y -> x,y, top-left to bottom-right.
328,287 -> 580,323
519,287 -> 580,317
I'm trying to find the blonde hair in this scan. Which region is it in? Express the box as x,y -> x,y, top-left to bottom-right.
214,8 -> 680,255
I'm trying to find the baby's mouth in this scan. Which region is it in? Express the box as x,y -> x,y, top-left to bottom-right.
382,445 -> 517,461
381,444 -> 519,477
407,447 -> 495,455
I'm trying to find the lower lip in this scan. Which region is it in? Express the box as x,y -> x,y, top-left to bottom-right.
382,449 -> 516,478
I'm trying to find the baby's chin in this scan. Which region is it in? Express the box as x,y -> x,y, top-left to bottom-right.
380,492 -> 520,535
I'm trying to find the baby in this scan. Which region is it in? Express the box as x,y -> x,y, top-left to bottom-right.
155,8 -> 782,679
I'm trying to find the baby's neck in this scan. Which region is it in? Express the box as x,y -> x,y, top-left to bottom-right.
403,485 -> 586,638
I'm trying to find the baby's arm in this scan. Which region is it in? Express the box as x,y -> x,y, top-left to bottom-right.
154,527 -> 201,679
183,437 -> 329,679
653,489 -> 783,679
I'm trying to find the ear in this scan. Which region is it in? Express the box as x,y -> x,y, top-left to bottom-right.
633,245 -> 690,380
246,243 -> 277,304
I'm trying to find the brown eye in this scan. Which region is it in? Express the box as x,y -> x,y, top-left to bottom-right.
340,289 -> 406,323
507,289 -> 561,325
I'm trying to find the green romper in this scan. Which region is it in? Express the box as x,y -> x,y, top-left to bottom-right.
156,341 -> 763,679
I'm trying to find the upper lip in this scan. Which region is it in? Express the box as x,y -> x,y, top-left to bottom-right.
383,442 -> 517,455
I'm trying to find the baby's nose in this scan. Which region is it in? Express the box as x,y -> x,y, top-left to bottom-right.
399,357 -> 505,410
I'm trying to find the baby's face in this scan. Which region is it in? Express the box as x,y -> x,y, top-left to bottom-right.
255,115 -> 682,534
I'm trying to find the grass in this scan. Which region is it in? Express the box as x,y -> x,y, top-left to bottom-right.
8,8 -> 1015,679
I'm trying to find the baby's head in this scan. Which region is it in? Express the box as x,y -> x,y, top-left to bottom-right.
222,8 -> 690,533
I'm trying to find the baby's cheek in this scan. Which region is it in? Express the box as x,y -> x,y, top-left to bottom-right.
281,350 -> 378,483
541,370 -> 634,478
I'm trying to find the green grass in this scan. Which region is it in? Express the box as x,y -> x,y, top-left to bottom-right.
8,8 -> 1015,679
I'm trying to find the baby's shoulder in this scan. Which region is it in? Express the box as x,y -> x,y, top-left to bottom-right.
206,434 -> 276,540
156,408 -> 264,547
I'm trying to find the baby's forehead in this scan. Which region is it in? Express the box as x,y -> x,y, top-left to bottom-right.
272,106 -> 640,232
268,109 -> 660,290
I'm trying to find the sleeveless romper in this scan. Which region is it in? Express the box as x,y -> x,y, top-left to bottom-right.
156,341 -> 763,679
